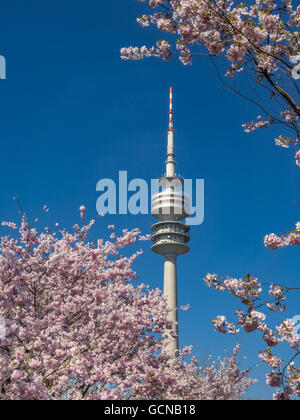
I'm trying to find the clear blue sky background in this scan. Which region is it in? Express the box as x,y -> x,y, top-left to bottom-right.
0,0 -> 299,400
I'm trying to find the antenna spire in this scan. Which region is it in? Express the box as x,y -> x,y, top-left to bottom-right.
169,86 -> 174,132
166,87 -> 176,177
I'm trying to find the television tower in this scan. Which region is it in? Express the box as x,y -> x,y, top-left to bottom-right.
151,87 -> 190,354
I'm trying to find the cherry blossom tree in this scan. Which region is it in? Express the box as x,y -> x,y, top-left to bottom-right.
204,267 -> 300,399
0,207 -> 255,400
202,221 -> 300,399
122,0 -> 300,400
122,0 -> 300,166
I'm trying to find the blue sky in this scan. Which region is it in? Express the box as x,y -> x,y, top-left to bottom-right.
0,0 -> 299,400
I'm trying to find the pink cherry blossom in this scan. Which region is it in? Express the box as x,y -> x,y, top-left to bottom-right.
203,269 -> 300,399
79,205 -> 86,219
0,210 -> 255,400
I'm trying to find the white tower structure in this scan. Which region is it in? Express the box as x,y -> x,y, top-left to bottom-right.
151,87 -> 190,354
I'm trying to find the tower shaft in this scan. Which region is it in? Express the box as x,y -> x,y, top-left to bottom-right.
164,254 -> 179,353
166,130 -> 176,177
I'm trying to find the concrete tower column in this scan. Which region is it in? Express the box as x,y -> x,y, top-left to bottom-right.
166,130 -> 176,177
163,254 -> 178,353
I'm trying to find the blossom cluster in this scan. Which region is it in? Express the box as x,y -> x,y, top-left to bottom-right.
204,271 -> 300,399
0,209 -> 255,400
242,116 -> 273,133
264,222 -> 300,249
